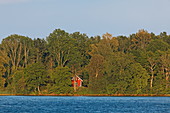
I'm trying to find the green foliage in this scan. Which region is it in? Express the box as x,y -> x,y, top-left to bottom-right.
127,63 -> 149,94
117,36 -> 130,53
104,53 -> 149,94
46,29 -> 74,67
147,39 -> 170,52
24,63 -> 47,94
48,67 -> 72,94
11,68 -> 27,94
32,38 -> 47,63
130,29 -> 151,50
0,29 -> 169,94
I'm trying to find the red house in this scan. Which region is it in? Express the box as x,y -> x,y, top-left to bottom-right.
72,76 -> 83,87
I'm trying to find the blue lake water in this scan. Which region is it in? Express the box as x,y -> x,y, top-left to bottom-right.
0,96 -> 170,113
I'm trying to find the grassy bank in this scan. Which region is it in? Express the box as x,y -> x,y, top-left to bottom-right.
0,94 -> 170,97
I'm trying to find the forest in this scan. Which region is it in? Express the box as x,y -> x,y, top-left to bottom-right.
0,29 -> 169,94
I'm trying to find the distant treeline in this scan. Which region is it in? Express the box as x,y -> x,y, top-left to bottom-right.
0,29 -> 169,94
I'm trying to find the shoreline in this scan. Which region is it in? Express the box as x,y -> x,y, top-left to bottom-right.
0,94 -> 170,97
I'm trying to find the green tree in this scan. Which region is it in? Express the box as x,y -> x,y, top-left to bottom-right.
0,35 -> 33,89
146,51 -> 158,89
48,66 -> 72,94
158,50 -> 170,89
86,54 -> 105,93
146,39 -> 170,52
1,34 -> 33,73
130,29 -> 151,50
127,63 -> 149,93
105,52 -> 149,94
47,29 -> 74,67
11,68 -> 27,94
159,32 -> 170,45
117,36 -> 130,53
0,49 -> 9,88
32,38 -> 47,63
24,63 -> 47,94
89,33 -> 119,57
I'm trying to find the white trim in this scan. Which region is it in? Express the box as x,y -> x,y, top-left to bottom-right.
72,75 -> 83,81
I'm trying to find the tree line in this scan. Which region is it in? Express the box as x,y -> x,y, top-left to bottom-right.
0,29 -> 169,94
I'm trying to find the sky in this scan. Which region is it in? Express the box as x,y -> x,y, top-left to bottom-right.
0,0 -> 170,42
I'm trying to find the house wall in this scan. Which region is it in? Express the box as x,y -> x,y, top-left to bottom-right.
72,80 -> 82,87
77,80 -> 82,87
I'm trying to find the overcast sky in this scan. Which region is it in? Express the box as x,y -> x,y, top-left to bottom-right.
0,0 -> 170,42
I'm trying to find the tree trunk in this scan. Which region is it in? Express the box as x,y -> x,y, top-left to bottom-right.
73,76 -> 77,92
16,43 -> 22,68
95,70 -> 98,78
24,46 -> 27,67
150,74 -> 154,88
38,85 -> 41,94
165,68 -> 169,89
49,57 -> 53,70
150,69 -> 154,88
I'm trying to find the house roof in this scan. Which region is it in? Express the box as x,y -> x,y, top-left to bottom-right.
72,75 -> 83,81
